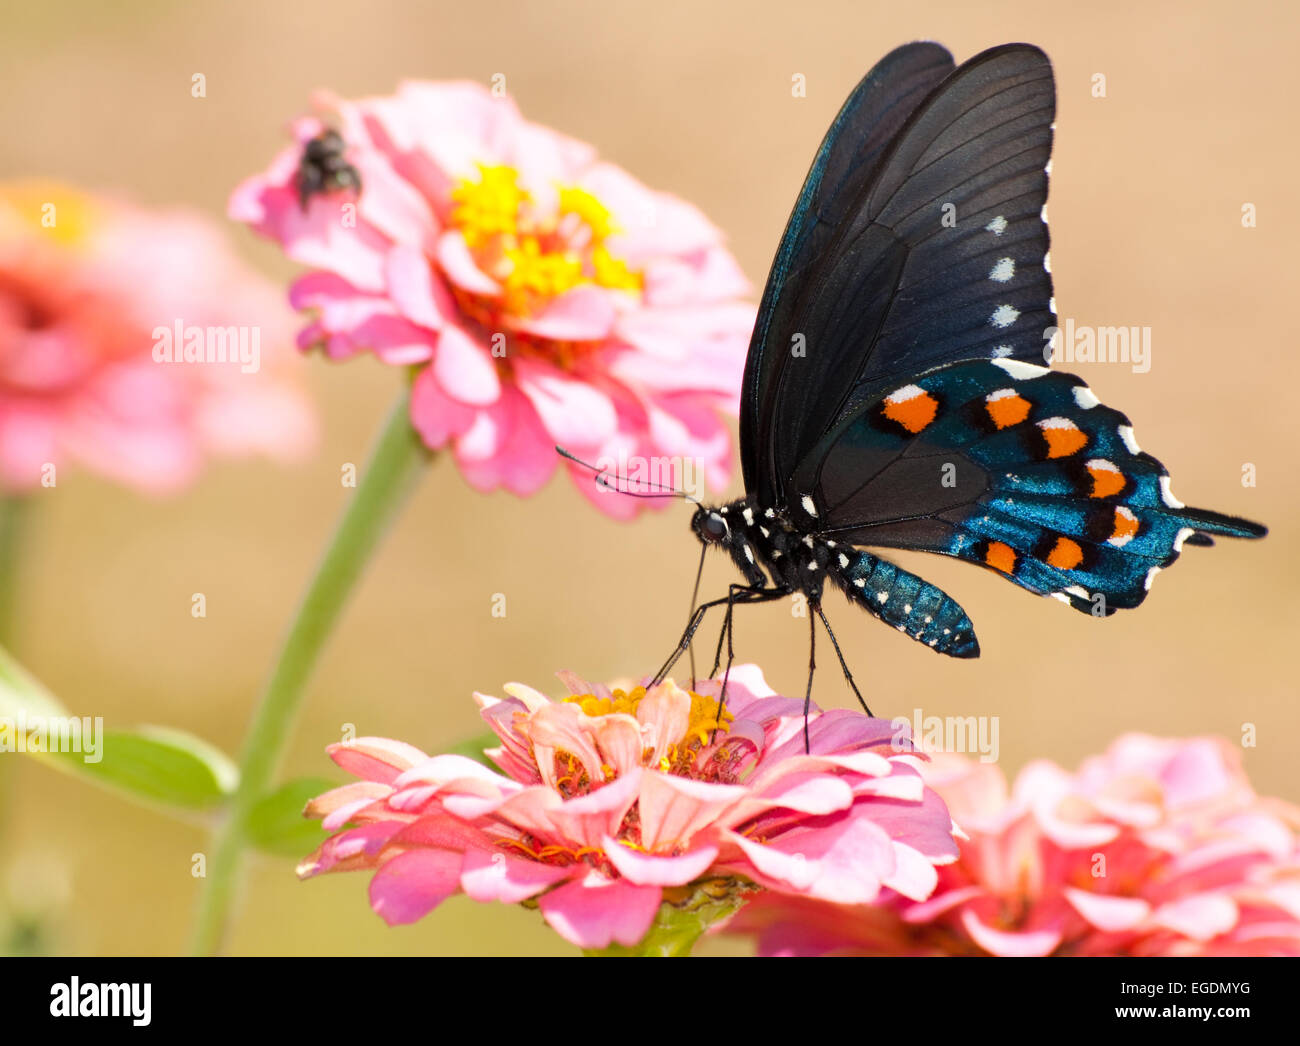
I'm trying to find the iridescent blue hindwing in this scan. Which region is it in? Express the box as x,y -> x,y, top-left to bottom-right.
797,359 -> 1266,616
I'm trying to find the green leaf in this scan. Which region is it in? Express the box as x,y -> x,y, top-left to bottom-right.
44,725 -> 238,809
0,643 -> 66,720
446,730 -> 500,769
246,777 -> 337,857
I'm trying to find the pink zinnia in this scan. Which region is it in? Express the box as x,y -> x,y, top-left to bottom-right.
728,736 -> 1300,956
230,82 -> 755,516
298,665 -> 959,951
0,180 -> 315,493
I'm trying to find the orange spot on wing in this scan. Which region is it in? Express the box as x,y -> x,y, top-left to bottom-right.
1087,460 -> 1126,498
985,390 -> 1031,429
883,386 -> 939,433
985,541 -> 1017,574
1037,418 -> 1088,458
1045,537 -> 1084,570
1111,507 -> 1139,542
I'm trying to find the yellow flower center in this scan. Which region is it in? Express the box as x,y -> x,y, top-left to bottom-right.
0,180 -> 96,248
447,164 -> 642,320
563,683 -> 734,766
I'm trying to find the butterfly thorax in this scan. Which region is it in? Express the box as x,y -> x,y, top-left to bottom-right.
691,498 -> 982,657
692,498 -> 834,600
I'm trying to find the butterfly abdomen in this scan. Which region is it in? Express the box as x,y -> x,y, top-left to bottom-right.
829,546 -> 980,657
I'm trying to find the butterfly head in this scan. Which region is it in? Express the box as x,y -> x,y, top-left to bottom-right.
691,506 -> 730,545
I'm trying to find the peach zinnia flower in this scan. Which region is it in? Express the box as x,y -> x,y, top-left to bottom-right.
230,82 -> 754,516
727,736 -> 1300,956
298,665 -> 959,951
0,180 -> 315,493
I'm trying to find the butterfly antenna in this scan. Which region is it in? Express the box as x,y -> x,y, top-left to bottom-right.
555,446 -> 702,506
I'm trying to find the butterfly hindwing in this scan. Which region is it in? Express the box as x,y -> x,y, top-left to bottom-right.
794,359 -> 1265,615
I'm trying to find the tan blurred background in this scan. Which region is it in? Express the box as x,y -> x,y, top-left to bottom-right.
1,0 -> 1296,956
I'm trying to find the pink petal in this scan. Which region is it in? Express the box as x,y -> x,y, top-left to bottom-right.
1063,888 -> 1152,932
1151,894 -> 1240,940
514,285 -> 617,342
512,357 -> 616,447
537,870 -> 662,949
435,230 -> 501,296
385,244 -> 454,330
433,324 -> 501,406
637,773 -> 748,853
460,847 -> 572,903
368,849 -> 463,925
409,363 -> 478,449
602,837 -> 720,886
960,909 -> 1064,956
453,386 -> 558,496
328,737 -> 431,784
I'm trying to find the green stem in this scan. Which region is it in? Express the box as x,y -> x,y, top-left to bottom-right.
0,496 -> 28,646
190,387 -> 430,956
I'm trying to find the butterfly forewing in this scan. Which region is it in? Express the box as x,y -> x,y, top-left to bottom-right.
740,41 -> 957,505
743,44 -> 1057,516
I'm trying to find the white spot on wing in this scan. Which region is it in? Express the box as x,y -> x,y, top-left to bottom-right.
838,553 -> 849,569
1118,425 -> 1141,455
1073,386 -> 1100,409
1159,476 -> 1185,510
1050,592 -> 1072,604
986,215 -> 1008,235
1173,526 -> 1195,552
992,344 -> 1014,358
885,384 -> 927,404
989,257 -> 1015,282
853,577 -> 866,588
742,507 -> 754,526
1043,251 -> 1052,274
877,591 -> 889,604
801,495 -> 818,518
1144,565 -> 1162,591
990,304 -> 1020,328
992,359 -> 1049,380
1065,585 -> 1090,599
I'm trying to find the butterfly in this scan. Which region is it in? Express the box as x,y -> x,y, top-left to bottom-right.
651,41 -> 1266,712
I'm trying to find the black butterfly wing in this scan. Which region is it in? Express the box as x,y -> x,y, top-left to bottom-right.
743,44 -> 1057,519
739,41 -> 957,504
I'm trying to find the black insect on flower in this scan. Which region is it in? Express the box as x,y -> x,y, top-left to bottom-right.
295,129 -> 361,211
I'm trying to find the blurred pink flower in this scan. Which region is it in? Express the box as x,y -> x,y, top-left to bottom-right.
297,665 -> 959,950
230,82 -> 754,516
0,181 -> 315,493
727,736 -> 1300,956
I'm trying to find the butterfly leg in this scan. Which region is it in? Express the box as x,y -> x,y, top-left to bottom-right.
813,602 -> 874,717
802,609 -> 816,752
708,583 -> 789,737
653,585 -> 768,686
